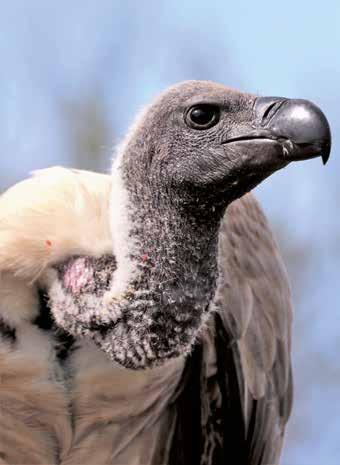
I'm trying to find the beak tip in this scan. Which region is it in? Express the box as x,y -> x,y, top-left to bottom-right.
322,145 -> 331,165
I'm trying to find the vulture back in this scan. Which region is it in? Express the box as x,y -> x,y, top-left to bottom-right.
0,168 -> 292,465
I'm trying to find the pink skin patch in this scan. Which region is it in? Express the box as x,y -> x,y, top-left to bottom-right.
63,257 -> 93,294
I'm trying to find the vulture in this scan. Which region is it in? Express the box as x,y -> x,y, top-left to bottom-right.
0,81 -> 331,465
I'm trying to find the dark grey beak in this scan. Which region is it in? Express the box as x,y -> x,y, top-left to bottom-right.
254,97 -> 331,165
224,97 -> 332,165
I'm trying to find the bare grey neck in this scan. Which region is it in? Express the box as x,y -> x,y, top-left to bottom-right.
102,152 -> 224,369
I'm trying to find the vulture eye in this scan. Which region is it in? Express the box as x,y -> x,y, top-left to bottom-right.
186,104 -> 220,129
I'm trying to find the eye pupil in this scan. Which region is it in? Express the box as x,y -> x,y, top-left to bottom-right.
191,107 -> 210,124
186,104 -> 220,129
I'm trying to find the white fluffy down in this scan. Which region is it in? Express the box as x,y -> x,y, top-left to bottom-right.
0,167 -> 113,321
0,167 -> 112,279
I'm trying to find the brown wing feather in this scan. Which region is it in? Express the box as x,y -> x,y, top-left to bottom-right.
169,193 -> 293,465
216,193 -> 293,463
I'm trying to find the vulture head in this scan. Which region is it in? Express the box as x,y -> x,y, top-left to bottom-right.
49,80 -> 331,369
119,80 -> 330,204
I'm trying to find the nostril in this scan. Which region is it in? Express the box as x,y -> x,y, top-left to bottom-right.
261,100 -> 286,126
262,101 -> 278,121
254,97 -> 287,127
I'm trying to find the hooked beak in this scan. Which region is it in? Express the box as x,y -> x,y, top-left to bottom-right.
223,97 -> 331,165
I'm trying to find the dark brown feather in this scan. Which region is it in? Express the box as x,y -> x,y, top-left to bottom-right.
169,193 -> 293,464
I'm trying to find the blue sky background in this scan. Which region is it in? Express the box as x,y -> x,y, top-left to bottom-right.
0,1 -> 339,463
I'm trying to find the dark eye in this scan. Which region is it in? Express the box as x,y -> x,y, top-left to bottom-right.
186,104 -> 220,129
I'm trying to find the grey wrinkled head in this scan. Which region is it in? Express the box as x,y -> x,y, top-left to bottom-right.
120,80 -> 330,211
122,81 -> 255,210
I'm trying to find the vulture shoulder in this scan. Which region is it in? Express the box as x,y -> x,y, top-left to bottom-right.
0,167 -> 112,282
0,167 -> 112,464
